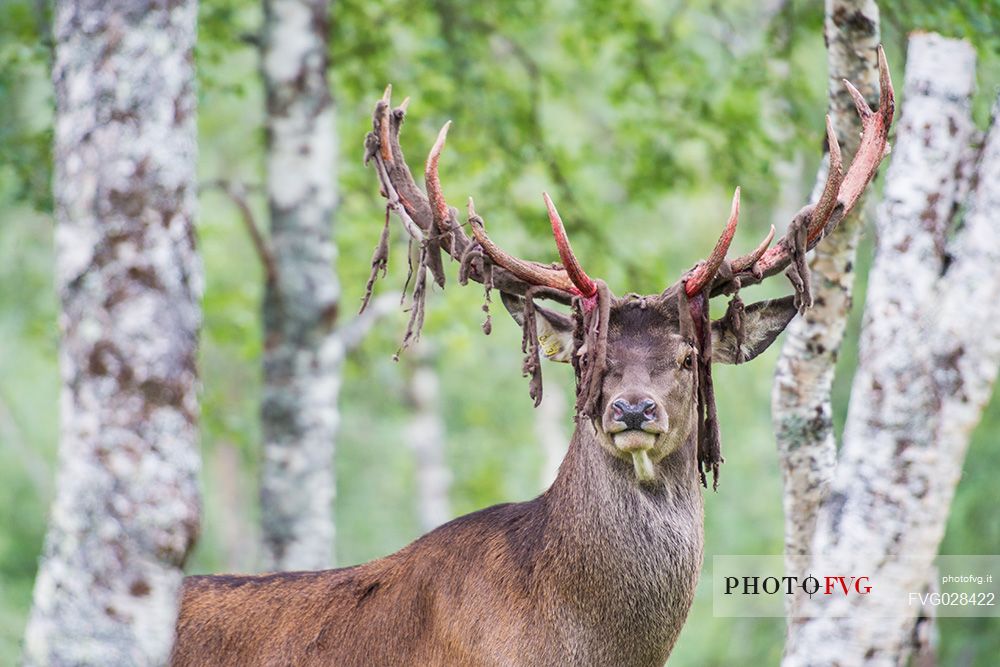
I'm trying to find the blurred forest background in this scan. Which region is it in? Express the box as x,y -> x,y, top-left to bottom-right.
2,0 -> 999,664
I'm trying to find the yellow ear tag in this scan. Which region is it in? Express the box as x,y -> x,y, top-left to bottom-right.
538,333 -> 560,358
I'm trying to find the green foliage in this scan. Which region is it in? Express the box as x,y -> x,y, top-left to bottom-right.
0,0 -> 52,210
2,0 -> 1000,664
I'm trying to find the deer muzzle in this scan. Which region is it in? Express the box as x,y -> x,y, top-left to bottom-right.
605,397 -> 668,483
606,398 -> 666,447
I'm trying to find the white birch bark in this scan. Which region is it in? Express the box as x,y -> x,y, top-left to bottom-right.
258,0 -> 340,571
772,0 -> 882,579
23,1 -> 202,663
783,34 -> 997,667
405,344 -> 451,532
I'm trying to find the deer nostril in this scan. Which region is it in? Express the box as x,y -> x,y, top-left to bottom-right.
611,398 -> 655,430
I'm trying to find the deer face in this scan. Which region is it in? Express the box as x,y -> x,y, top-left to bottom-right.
598,302 -> 698,473
505,292 -> 797,482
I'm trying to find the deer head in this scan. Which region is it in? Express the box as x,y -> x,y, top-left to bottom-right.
362,47 -> 894,489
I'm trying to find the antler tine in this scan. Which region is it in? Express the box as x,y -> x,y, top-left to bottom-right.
378,85 -> 394,164
543,193 -> 598,298
836,45 -> 895,214
467,198 -> 579,294
730,224 -> 775,274
805,116 -> 845,245
425,121 -> 455,237
367,88 -> 434,233
711,45 -> 895,297
685,187 -> 740,296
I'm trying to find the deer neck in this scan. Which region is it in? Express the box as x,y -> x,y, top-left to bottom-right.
538,419 -> 704,659
546,418 -> 704,533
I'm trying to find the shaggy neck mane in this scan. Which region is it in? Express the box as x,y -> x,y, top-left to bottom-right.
533,418 -> 704,662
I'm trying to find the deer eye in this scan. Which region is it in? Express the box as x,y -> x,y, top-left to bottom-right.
682,349 -> 695,370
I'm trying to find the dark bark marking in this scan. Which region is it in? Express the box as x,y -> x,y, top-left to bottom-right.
827,490 -> 849,537
130,579 -> 151,597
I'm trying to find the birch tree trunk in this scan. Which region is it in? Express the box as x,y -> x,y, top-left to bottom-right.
772,0 -> 881,581
405,344 -> 451,532
23,1 -> 202,664
258,0 -> 340,571
782,34 -> 1000,667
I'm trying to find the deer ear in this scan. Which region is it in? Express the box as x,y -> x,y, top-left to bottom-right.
500,292 -> 575,363
711,295 -> 797,365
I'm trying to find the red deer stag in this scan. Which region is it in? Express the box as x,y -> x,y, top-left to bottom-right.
173,48 -> 894,666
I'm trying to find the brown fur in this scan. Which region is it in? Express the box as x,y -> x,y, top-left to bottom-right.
173,296 -> 796,666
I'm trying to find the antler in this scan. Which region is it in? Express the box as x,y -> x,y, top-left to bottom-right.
543,193 -> 599,298
685,187 -> 741,295
684,45 -> 895,299
363,87 -> 598,313
464,198 -> 588,296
